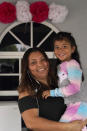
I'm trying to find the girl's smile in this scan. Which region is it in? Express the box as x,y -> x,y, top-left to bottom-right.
54,40 -> 75,62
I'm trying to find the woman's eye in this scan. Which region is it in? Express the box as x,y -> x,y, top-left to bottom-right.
30,61 -> 36,65
41,58 -> 46,62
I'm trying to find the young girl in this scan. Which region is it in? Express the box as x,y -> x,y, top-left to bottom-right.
42,32 -> 87,131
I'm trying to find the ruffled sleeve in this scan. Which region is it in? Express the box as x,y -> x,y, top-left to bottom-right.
18,96 -> 38,113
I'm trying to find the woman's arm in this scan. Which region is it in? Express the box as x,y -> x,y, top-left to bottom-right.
22,107 -> 86,131
19,92 -> 86,131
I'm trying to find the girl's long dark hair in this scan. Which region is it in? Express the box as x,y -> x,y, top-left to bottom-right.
18,47 -> 57,96
53,32 -> 84,81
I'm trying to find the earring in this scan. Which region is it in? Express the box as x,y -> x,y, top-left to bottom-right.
27,70 -> 41,92
53,52 -> 56,59
27,70 -> 32,82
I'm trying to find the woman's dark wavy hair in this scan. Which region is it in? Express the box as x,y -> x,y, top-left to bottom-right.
18,47 -> 57,95
53,32 -> 84,81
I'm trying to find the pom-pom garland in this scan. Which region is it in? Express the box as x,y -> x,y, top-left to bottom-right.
30,1 -> 49,23
0,2 -> 16,23
0,1 -> 68,24
48,3 -> 68,23
16,1 -> 32,22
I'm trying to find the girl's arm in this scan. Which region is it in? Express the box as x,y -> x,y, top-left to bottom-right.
19,92 -> 86,131
50,60 -> 82,97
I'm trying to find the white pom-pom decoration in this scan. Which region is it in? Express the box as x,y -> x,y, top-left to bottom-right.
48,3 -> 68,23
16,0 -> 32,22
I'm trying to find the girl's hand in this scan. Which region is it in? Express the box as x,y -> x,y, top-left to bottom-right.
42,90 -> 50,99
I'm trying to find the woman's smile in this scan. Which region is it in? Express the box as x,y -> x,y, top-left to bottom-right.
28,51 -> 49,80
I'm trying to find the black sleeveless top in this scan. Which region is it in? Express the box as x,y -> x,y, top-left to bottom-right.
18,96 -> 66,121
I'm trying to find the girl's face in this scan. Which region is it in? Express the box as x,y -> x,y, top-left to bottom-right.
54,40 -> 75,62
28,51 -> 49,81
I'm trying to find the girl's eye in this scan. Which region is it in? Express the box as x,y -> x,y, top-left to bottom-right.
63,45 -> 67,48
54,46 -> 59,49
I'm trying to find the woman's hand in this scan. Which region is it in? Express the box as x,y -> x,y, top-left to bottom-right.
42,90 -> 50,99
83,119 -> 87,126
68,120 -> 87,131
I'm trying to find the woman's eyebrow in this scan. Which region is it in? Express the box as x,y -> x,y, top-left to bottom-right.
30,56 -> 44,61
30,59 -> 36,61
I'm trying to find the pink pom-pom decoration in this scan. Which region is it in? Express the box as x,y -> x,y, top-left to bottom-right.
0,2 -> 16,23
48,3 -> 68,23
16,0 -> 32,22
30,1 -> 49,23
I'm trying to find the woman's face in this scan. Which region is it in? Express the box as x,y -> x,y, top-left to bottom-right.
28,51 -> 49,80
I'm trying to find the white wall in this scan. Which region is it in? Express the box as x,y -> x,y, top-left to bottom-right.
0,0 -> 87,78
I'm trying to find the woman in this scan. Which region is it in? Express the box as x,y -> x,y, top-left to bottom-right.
18,47 -> 87,131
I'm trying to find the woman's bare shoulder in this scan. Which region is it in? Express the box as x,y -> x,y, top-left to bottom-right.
18,91 -> 30,99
